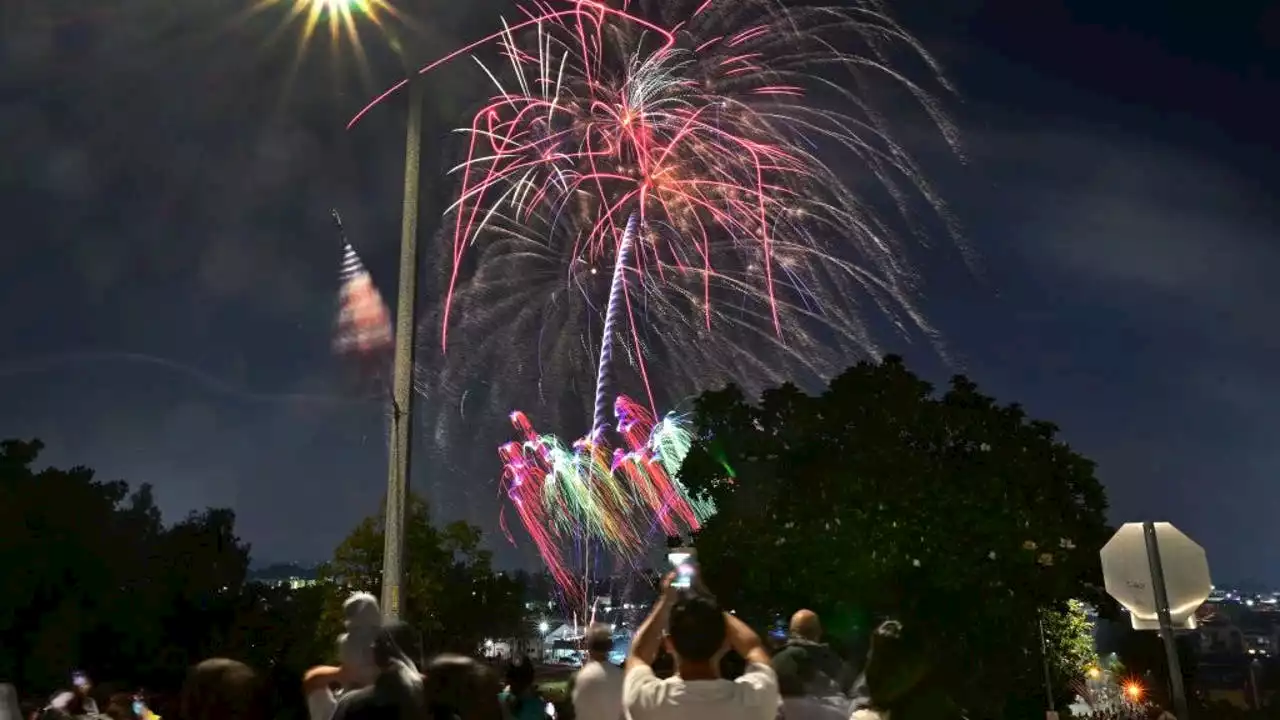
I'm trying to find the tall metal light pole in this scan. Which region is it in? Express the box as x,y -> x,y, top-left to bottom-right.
1037,617 -> 1056,718
272,0 -> 422,619
381,71 -> 424,621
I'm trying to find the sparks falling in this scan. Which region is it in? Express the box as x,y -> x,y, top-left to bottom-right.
499,395 -> 710,599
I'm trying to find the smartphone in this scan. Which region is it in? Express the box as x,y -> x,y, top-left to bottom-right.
667,548 -> 696,589
132,699 -> 146,717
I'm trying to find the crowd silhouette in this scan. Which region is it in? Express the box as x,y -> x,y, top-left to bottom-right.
7,572 -> 973,720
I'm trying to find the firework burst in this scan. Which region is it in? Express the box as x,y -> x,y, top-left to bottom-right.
379,0 -> 961,451
442,0 -> 959,374
499,395 -> 710,597
350,0 -> 960,598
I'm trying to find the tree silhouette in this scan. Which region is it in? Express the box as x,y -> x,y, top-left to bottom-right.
316,493 -> 529,656
0,438 -> 255,693
678,357 -> 1111,717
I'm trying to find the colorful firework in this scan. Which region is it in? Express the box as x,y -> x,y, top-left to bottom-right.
499,394 -> 710,598
375,0 -> 959,453
435,0 -> 959,399
350,0 -> 959,597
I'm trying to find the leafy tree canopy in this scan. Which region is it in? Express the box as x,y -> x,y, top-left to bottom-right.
316,493 -> 529,656
1043,599 -> 1100,700
678,356 -> 1111,717
0,439 -> 253,693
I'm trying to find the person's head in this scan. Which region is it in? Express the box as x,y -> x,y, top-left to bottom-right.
373,621 -> 425,673
344,592 -> 382,631
584,623 -> 614,661
664,594 -> 726,676
71,673 -> 92,698
863,620 -> 929,709
180,658 -> 263,720
425,655 -> 502,720
789,609 -> 822,642
504,656 -> 535,695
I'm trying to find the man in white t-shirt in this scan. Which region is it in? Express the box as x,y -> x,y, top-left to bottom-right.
571,623 -> 624,720
623,573 -> 778,720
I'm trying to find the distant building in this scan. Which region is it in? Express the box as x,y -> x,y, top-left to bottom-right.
1193,615 -> 1273,711
1238,618 -> 1278,658
248,562 -> 320,590
1199,621 -> 1246,655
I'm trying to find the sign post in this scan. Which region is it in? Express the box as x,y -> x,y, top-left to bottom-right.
1101,522 -> 1211,720
1142,522 -> 1190,720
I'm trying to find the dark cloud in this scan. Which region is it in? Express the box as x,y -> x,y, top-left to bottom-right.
938,120 -> 1280,582
1018,134 -> 1275,314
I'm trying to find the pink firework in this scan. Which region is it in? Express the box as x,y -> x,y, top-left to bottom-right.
350,0 -> 958,601
353,1 -> 958,427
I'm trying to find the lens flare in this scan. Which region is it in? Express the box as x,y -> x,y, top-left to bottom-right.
245,0 -> 402,89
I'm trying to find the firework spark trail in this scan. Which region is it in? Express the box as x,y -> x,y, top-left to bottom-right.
499,395 -> 706,603
0,351 -> 379,406
400,0 -> 963,465
590,212 -> 640,439
351,0 -> 960,600
354,1 -> 958,362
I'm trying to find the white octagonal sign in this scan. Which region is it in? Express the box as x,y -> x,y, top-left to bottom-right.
1100,522 -> 1211,631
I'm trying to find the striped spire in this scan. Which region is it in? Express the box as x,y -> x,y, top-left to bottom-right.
334,210 -> 364,282
332,209 -> 393,355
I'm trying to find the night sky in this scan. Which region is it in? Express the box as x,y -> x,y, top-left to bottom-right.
3,1 -> 1277,582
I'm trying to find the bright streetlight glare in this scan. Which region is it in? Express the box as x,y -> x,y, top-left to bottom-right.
247,0 -> 398,74
1124,682 -> 1144,700
315,0 -> 359,11
538,621 -> 550,634
293,0 -> 384,44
